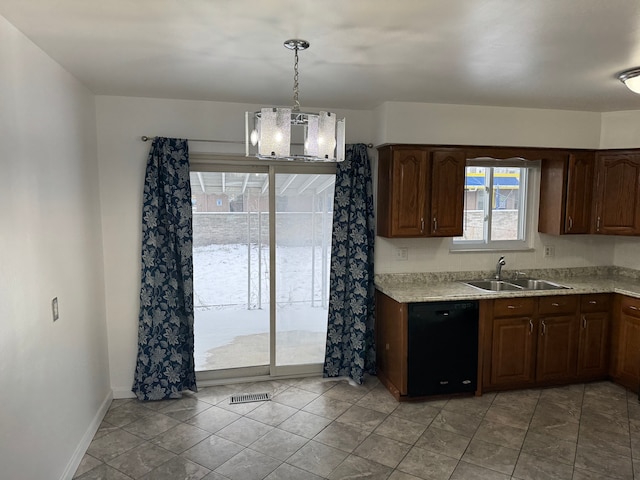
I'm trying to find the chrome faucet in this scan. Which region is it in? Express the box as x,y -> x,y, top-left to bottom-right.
495,256 -> 506,280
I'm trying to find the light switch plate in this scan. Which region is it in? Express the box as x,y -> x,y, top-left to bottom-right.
52,297 -> 59,322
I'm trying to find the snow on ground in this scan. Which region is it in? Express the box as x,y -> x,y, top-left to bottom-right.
193,244 -> 330,371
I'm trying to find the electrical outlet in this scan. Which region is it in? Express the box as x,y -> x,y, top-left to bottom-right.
394,247 -> 408,261
543,245 -> 555,257
52,297 -> 59,322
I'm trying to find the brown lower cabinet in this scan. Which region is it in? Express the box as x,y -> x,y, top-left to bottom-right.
610,295 -> 640,390
482,294 -> 610,392
374,289 -> 640,399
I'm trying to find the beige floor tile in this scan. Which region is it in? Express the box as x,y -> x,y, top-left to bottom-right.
397,445 -> 458,479
461,438 -> 519,476
214,448 -> 282,480
312,422 -> 369,452
415,425 -> 471,460
249,427 -> 308,461
74,378 -> 640,480
353,433 -> 412,469
287,440 -> 348,477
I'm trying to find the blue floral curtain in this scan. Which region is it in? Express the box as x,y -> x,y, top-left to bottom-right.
132,137 -> 197,400
323,144 -> 376,384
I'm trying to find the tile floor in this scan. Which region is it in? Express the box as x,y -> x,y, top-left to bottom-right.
74,376 -> 640,480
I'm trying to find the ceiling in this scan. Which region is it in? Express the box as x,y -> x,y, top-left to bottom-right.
3,0 -> 640,112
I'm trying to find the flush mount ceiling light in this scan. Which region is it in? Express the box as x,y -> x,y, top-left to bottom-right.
245,39 -> 345,162
618,67 -> 640,94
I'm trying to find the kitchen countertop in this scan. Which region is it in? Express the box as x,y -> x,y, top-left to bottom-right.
375,267 -> 640,304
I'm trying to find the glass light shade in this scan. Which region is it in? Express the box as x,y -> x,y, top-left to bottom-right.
304,115 -> 319,157
257,108 -> 291,157
336,118 -> 346,162
317,112 -> 337,159
618,68 -> 640,95
246,109 -> 345,162
624,76 -> 640,94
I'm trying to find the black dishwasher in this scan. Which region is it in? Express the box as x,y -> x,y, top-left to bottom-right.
407,300 -> 479,396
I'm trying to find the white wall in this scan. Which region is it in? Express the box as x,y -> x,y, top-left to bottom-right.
600,111 -> 640,149
372,101 -> 617,274
374,101 -> 603,148
95,96 -> 374,396
0,15 -> 110,480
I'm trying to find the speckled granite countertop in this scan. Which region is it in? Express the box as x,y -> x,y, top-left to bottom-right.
375,266 -> 640,304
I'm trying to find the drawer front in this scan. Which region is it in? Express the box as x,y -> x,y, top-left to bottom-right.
493,297 -> 535,318
538,295 -> 578,315
621,296 -> 640,318
580,294 -> 611,313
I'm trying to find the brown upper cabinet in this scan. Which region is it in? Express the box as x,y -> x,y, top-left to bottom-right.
377,145 -> 465,238
538,151 -> 595,235
593,151 -> 640,235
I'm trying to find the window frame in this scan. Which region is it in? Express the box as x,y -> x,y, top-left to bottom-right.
451,159 -> 537,252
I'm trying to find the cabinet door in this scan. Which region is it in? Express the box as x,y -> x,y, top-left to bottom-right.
564,152 -> 594,234
614,302 -> 640,390
576,312 -> 609,379
490,317 -> 536,387
391,149 -> 429,237
375,291 -> 408,396
536,315 -> 579,382
594,153 -> 640,235
429,150 -> 465,237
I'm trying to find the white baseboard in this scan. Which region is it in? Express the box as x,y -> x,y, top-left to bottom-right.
60,390 -> 113,480
111,387 -> 137,399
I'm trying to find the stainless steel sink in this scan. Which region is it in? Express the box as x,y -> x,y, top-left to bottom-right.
464,278 -> 570,292
508,278 -> 570,290
465,280 -> 524,291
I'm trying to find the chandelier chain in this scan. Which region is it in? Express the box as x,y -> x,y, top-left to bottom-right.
293,45 -> 300,112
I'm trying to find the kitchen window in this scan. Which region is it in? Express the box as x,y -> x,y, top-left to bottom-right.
452,158 -> 536,251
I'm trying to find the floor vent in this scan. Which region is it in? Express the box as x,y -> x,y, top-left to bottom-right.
230,392 -> 271,405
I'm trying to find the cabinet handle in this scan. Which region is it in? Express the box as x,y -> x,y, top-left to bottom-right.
507,305 -> 521,309
582,315 -> 587,329
630,305 -> 639,311
568,216 -> 573,231
552,303 -> 560,307
541,320 -> 546,336
529,318 -> 534,334
433,217 -> 438,231
588,300 -> 597,304
420,217 -> 424,233
597,216 -> 601,230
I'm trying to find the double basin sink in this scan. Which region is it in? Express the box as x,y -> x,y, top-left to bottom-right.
464,278 -> 570,292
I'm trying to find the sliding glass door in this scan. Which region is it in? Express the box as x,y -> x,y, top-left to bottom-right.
190,162 -> 335,379
191,170 -> 271,376
274,172 -> 334,373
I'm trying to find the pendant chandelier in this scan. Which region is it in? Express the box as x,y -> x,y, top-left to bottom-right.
245,39 -> 345,162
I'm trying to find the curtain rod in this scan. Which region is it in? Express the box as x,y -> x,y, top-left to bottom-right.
140,136 -> 373,148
